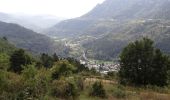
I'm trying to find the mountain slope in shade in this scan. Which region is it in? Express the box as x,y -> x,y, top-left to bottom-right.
0,21 -> 57,54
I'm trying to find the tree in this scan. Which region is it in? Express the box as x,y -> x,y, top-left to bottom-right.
119,38 -> 170,86
90,81 -> 106,98
40,53 -> 53,68
9,49 -> 32,73
67,57 -> 89,73
51,80 -> 78,99
51,60 -> 76,80
2,37 -> 7,41
53,53 -> 59,62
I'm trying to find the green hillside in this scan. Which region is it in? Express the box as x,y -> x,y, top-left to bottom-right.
0,37 -> 16,54
46,0 -> 170,60
0,21 -> 57,54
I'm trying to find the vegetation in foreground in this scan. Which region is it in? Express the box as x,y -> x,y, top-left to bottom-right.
0,37 -> 170,100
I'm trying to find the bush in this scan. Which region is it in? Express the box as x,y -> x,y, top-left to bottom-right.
0,71 -> 24,100
51,60 -> 76,80
107,71 -> 117,79
0,53 -> 10,70
90,81 -> 106,98
51,80 -> 79,100
0,70 -> 7,91
75,76 -> 84,91
112,86 -> 126,98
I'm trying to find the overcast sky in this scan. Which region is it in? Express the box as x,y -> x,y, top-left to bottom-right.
0,0 -> 105,18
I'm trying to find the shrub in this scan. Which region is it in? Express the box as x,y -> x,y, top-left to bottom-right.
51,60 -> 76,80
75,76 -> 84,91
0,70 -> 7,91
0,53 -> 10,70
0,71 -> 24,100
107,71 -> 117,79
112,86 -> 126,98
51,80 -> 79,100
90,81 -> 106,98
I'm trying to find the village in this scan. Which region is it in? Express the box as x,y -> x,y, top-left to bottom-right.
79,59 -> 120,74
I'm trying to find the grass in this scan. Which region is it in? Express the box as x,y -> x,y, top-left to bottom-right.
77,77 -> 170,100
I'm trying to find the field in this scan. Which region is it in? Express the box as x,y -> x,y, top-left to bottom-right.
78,77 -> 170,100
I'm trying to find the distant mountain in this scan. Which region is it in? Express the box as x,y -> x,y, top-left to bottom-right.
47,0 -> 170,37
83,20 -> 170,60
83,0 -> 170,19
0,21 -> 57,54
46,0 -> 170,60
0,12 -> 64,33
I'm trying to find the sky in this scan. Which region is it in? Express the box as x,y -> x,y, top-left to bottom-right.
0,0 -> 105,18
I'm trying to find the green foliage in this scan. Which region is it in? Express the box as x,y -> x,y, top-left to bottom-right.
53,53 -> 59,62
67,57 -> 89,73
0,37 -> 16,54
0,70 -> 7,91
0,21 -> 57,54
34,68 -> 51,98
0,71 -> 24,100
0,53 -> 10,70
74,76 -> 85,91
90,68 -> 101,76
168,70 -> 170,84
107,71 -> 117,79
51,60 -> 76,80
119,38 -> 170,86
22,64 -> 37,80
51,80 -> 79,100
40,53 -> 54,68
112,85 -> 127,98
90,81 -> 106,98
20,64 -> 38,99
9,49 -> 32,73
20,65 -> 51,99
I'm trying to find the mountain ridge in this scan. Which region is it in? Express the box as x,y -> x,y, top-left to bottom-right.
0,21 -> 57,54
46,0 -> 170,60
0,12 -> 64,33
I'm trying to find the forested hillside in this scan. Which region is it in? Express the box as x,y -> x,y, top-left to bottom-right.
0,37 -> 16,54
0,21 -> 57,54
0,37 -> 170,100
46,0 -> 170,60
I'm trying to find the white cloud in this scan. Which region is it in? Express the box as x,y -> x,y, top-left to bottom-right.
0,0 -> 105,18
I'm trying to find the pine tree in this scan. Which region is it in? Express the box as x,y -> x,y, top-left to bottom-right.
40,53 -> 53,68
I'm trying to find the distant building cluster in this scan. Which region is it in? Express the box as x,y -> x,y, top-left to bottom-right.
79,60 -> 120,74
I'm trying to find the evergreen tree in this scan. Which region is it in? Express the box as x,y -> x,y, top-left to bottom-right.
40,53 -> 53,68
9,49 -> 32,73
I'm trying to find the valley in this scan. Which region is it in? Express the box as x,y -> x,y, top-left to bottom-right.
1,0 -> 170,99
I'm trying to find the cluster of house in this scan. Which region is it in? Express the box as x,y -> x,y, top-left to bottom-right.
79,60 -> 120,74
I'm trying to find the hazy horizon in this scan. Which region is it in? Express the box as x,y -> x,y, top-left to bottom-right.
0,0 -> 105,18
